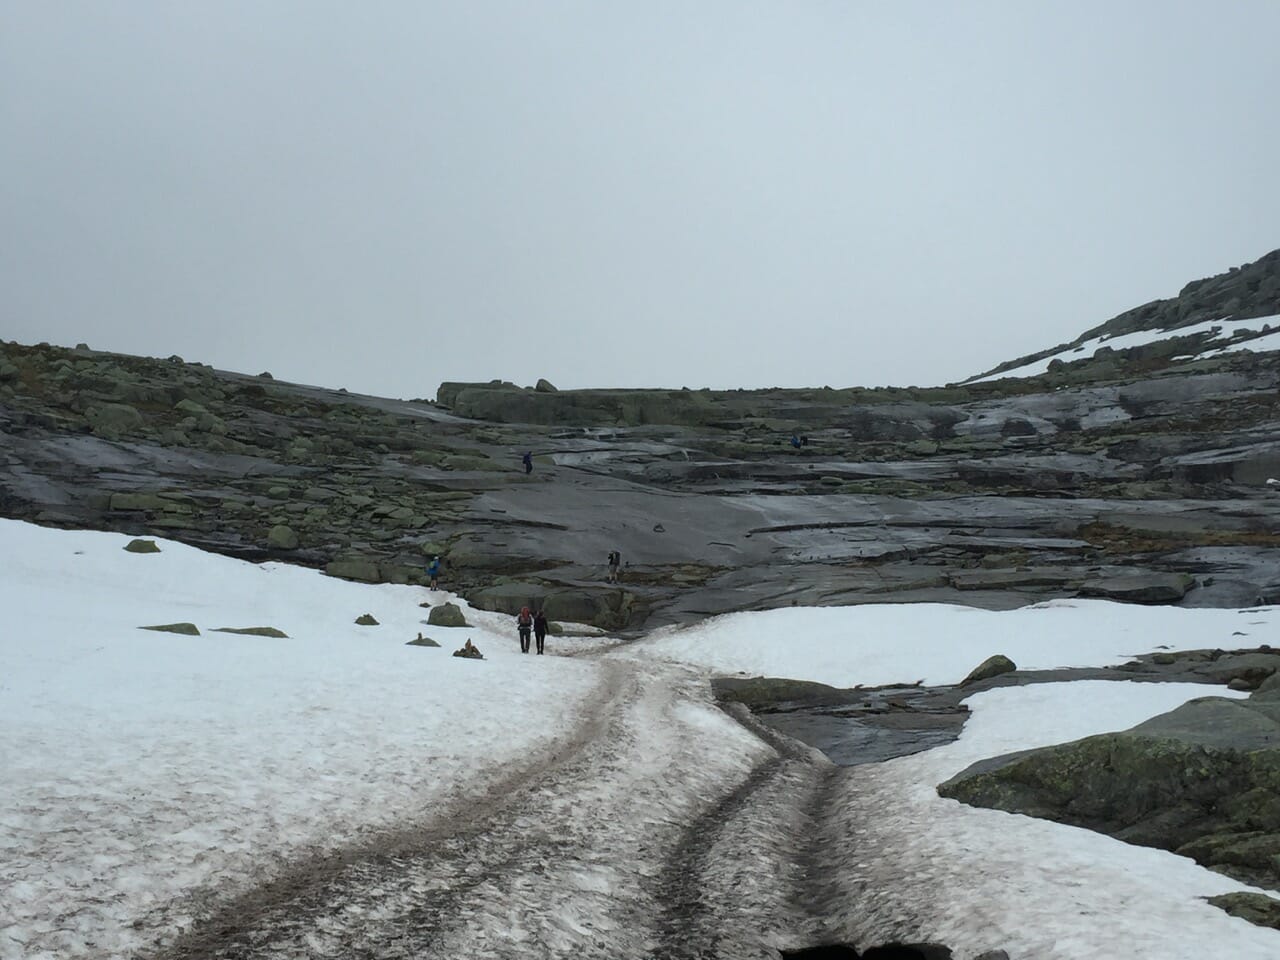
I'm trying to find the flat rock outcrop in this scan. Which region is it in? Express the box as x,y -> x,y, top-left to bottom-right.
938,663 -> 1280,891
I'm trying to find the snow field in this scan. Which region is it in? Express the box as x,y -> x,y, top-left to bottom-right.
822,680 -> 1280,958
0,520 -> 602,959
639,598 -> 1279,687
6,519 -> 1280,959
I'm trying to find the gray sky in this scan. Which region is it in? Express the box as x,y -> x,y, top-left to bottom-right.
3,2 -> 1278,398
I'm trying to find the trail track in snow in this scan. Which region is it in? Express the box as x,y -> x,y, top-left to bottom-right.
144,655 -> 832,960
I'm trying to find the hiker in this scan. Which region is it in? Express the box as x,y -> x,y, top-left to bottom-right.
607,549 -> 621,584
522,451 -> 533,474
517,606 -> 533,653
426,555 -> 442,590
790,434 -> 802,449
533,609 -> 548,655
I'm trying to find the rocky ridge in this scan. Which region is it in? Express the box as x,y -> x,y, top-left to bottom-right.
2,251 -> 1280,632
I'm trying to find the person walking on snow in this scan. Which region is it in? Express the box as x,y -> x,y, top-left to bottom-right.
426,556 -> 441,590
533,609 -> 548,655
522,451 -> 534,475
517,606 -> 533,653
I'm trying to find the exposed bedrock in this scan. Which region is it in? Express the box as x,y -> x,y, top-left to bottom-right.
939,664 -> 1280,892
3,333 -> 1280,631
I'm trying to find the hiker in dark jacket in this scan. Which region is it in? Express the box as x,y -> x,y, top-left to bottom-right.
517,606 -> 533,653
522,451 -> 533,475
533,609 -> 549,655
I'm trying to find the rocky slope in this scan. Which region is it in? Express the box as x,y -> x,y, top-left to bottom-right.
3,250 -> 1280,631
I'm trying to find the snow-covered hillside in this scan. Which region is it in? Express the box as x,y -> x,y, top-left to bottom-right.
970,313 -> 1280,383
4,520 -> 1280,959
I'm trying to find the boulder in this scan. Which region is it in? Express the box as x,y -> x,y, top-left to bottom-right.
535,378 -> 558,393
959,654 -> 1017,687
939,694 -> 1280,889
212,626 -> 289,638
87,403 -> 143,439
267,524 -> 300,550
428,602 -> 469,627
452,638 -> 484,659
1079,572 -> 1196,604
124,538 -> 161,554
326,558 -> 382,583
355,613 -> 379,626
1197,652 -> 1280,689
407,632 -> 440,647
466,583 -> 629,629
139,622 -> 200,636
1207,892 -> 1280,930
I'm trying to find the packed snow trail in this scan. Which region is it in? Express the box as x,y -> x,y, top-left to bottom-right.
9,523 -> 1280,960
143,656 -> 830,960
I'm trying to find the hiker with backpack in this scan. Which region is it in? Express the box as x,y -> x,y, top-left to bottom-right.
607,549 -> 621,584
517,606 -> 533,653
426,556 -> 442,590
533,609 -> 548,655
522,451 -> 533,475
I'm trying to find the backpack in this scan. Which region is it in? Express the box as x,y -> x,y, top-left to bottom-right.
608,551 -> 619,565
518,610 -> 532,626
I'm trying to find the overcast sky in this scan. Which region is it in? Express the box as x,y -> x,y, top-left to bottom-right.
3,2 -> 1278,399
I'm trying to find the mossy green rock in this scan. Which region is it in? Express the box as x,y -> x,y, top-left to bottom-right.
124,538 -> 161,554
326,558 -> 381,582
140,622 -> 200,636
407,633 -> 441,647
87,403 -> 143,438
427,602 -> 468,627
1207,891 -> 1280,930
267,524 -> 299,550
939,694 -> 1280,890
213,626 -> 289,638
355,613 -> 379,626
959,654 -> 1017,687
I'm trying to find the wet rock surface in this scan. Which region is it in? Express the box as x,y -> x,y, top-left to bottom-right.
5,338 -> 1280,635
715,647 -> 1279,769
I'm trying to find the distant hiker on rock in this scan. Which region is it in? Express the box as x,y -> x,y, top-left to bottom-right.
790,434 -> 802,449
427,556 -> 442,590
452,638 -> 483,660
533,609 -> 548,655
522,451 -> 533,475
517,606 -> 533,653
607,549 -> 621,584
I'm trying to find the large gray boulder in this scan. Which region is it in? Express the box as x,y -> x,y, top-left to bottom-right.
1079,572 -> 1196,603
939,693 -> 1280,891
267,524 -> 299,550
87,403 -> 143,439
427,602 -> 469,627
